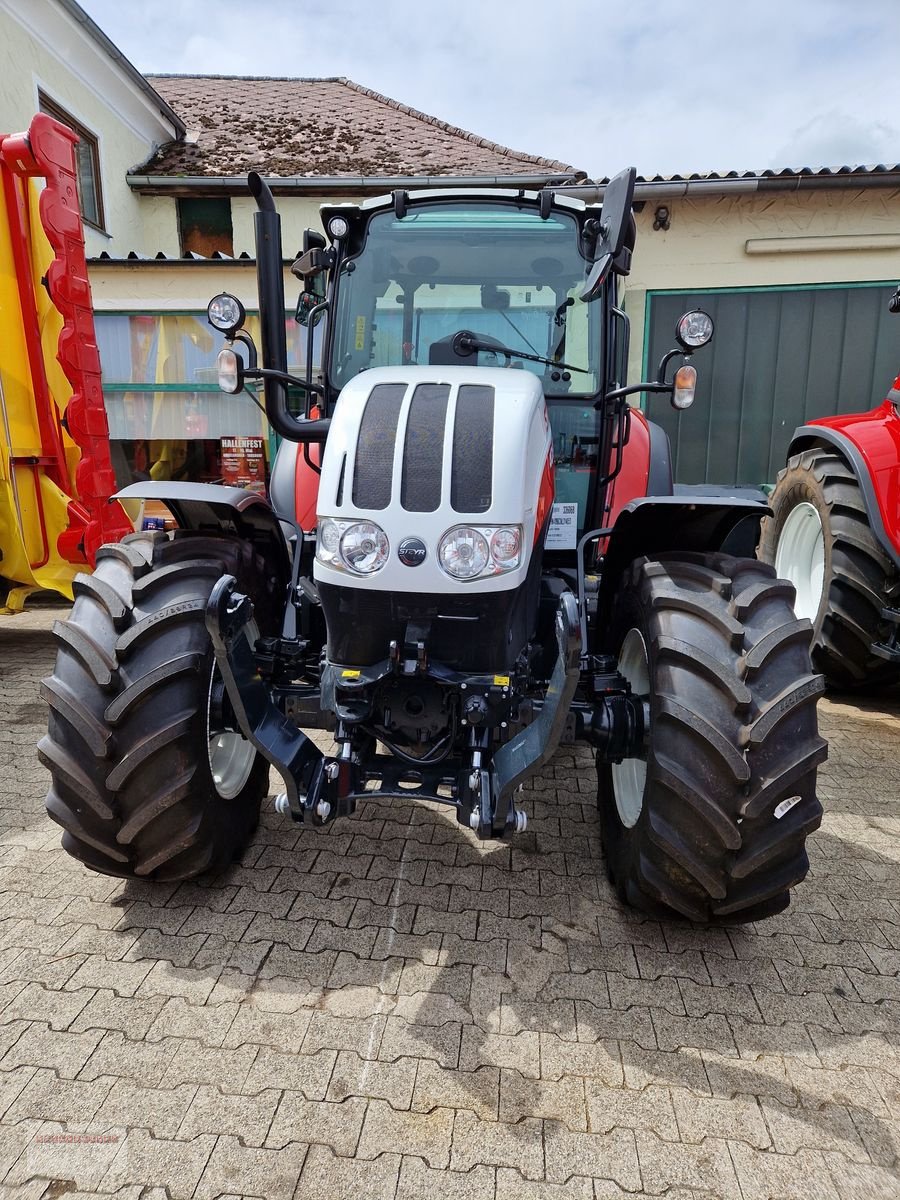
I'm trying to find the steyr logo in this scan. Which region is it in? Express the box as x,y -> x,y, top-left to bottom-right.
398,537 -> 427,567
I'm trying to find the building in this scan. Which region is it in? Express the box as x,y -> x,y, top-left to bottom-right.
2,0 -> 898,493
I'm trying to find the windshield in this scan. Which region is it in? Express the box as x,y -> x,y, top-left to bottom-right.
328,202 -> 599,397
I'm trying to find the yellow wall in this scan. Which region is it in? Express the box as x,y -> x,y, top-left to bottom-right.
0,1 -> 179,257
623,188 -> 900,383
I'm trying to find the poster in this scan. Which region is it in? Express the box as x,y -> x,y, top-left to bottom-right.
221,436 -> 266,494
545,501 -> 578,550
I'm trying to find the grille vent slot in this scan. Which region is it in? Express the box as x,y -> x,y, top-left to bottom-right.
451,385 -> 494,513
352,383 -> 405,510
401,383 -> 450,512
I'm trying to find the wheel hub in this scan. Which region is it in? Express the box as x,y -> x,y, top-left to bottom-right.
207,621 -> 258,800
775,501 -> 825,623
609,629 -> 650,829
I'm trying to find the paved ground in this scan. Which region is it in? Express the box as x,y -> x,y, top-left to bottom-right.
0,602 -> 898,1199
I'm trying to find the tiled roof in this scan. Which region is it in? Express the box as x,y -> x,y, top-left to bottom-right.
627,165 -> 900,183
138,76 -> 578,179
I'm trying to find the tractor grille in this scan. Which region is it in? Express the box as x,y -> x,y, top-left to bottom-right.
401,384 -> 450,512
351,380 -> 495,514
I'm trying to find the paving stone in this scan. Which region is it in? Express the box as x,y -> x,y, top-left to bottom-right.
380,1016 -> 461,1069
93,1078 -> 198,1140
327,1049 -> 417,1109
729,1141 -> 840,1200
460,1028 -> 540,1077
243,1046 -> 338,1100
761,1095 -> 870,1162
294,1143 -> 400,1200
194,1134 -> 308,1200
544,1121 -> 641,1189
4,1068 -> 113,1126
159,1038 -> 258,1089
451,1109 -> 544,1179
265,1092 -> 367,1155
1,1024 -> 102,1079
500,1070 -> 587,1130
145,996 -> 238,1046
496,1170 -> 593,1199
221,1001 -> 312,1053
671,1086 -> 770,1147
357,1098 -> 454,1168
69,989 -> 166,1039
100,1128 -> 216,1196
635,1130 -> 742,1198
398,1157 -> 496,1200
585,1080 -> 678,1141
301,1011 -> 386,1058
0,983 -> 94,1031
176,1083 -> 280,1144
412,1061 -> 500,1121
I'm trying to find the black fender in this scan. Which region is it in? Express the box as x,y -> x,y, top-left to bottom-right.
595,493 -> 769,635
787,425 -> 900,571
114,481 -> 293,597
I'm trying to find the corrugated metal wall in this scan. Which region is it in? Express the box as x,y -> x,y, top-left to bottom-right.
644,284 -> 900,485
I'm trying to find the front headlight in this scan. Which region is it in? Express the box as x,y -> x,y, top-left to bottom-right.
439,525 -> 522,581
317,518 -> 389,575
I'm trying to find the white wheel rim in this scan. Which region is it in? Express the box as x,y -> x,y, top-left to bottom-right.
207,620 -> 257,800
611,627 -> 649,829
775,502 -> 825,622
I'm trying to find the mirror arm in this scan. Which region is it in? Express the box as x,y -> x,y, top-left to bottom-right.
596,382 -> 672,408
304,299 -> 329,416
245,366 -> 325,398
656,347 -> 688,385
231,330 -> 257,370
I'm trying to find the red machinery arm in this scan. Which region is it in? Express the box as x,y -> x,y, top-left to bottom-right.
0,114 -> 131,564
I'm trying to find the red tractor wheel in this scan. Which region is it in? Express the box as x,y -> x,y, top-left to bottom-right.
759,449 -> 900,689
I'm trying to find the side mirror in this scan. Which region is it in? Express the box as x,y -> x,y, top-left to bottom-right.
889,285 -> 900,314
580,167 -> 637,301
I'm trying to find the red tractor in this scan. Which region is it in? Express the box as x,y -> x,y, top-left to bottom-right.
41,169 -> 827,923
759,285 -> 900,689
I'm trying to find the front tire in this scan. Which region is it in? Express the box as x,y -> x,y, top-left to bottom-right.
598,553 -> 826,924
39,531 -> 277,881
759,449 -> 899,689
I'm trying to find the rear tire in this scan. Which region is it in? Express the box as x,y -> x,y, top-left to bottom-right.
759,449 -> 899,689
598,553 -> 826,924
40,531 -> 278,881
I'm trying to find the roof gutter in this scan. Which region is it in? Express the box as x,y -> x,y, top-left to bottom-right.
126,172 -> 585,195
128,170 -> 900,200
57,0 -> 186,137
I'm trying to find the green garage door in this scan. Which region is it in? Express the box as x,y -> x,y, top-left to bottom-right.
644,283 -> 900,486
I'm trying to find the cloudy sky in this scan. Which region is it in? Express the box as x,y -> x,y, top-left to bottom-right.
80,0 -> 900,178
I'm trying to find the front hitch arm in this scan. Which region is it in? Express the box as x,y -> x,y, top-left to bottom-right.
491,591 -> 582,807
206,575 -> 324,820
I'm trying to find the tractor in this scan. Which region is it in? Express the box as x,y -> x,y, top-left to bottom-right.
41,168 -> 827,923
759,285 -> 900,690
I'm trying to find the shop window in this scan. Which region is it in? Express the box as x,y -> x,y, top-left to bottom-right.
38,93 -> 105,231
178,198 -> 233,256
94,311 -> 322,489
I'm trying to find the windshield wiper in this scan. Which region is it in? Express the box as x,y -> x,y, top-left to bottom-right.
451,330 -> 590,375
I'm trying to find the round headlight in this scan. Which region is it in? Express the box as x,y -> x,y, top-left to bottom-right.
207,293 -> 246,333
439,527 -> 490,580
339,522 -> 389,574
675,309 -> 714,350
490,527 -> 521,566
328,216 -> 350,239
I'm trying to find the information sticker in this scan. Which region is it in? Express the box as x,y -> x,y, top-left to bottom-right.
545,502 -> 578,550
